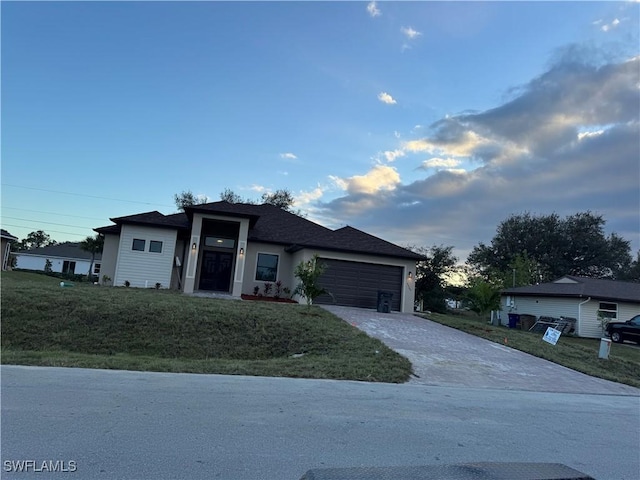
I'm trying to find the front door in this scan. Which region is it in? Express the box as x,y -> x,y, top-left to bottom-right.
198,251 -> 233,292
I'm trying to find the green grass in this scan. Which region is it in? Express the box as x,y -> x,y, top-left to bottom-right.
422,311 -> 640,389
1,271 -> 411,383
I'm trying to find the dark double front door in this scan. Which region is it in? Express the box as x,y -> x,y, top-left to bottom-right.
198,251 -> 233,292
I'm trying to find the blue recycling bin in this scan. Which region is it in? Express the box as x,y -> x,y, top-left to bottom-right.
508,313 -> 520,329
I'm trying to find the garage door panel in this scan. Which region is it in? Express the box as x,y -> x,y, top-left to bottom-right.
315,258 -> 402,311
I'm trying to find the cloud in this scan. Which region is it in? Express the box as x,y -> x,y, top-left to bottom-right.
366,1 -> 381,18
296,186 -> 325,206
383,149 -> 405,162
401,26 -> 422,40
315,53 -> 640,260
279,152 -> 297,160
249,184 -> 266,193
601,18 -> 621,32
331,165 -> 401,195
378,92 -> 397,104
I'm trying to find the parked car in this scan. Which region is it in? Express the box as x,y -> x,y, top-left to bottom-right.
605,314 -> 640,344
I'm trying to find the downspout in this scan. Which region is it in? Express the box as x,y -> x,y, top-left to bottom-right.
577,297 -> 591,337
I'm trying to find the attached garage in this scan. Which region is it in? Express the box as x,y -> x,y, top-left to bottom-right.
314,258 -> 403,311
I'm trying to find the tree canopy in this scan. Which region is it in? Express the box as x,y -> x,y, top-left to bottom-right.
80,234 -> 104,279
410,245 -> 459,313
467,211 -> 633,283
174,190 -> 208,211
15,230 -> 57,251
175,188 -> 301,215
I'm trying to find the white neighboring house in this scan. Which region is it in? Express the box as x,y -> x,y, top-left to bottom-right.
1,229 -> 19,270
14,242 -> 102,277
500,275 -> 640,338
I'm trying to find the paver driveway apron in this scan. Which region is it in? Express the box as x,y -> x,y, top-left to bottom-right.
322,305 -> 640,396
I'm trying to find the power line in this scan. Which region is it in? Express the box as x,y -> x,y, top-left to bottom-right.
1,216 -> 93,230
1,223 -> 89,238
1,206 -> 106,221
1,183 -> 174,208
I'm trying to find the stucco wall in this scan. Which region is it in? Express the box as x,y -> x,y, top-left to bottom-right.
113,225 -> 177,288
99,234 -> 120,285
14,254 -> 94,275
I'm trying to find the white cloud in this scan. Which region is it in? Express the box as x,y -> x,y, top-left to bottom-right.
601,18 -> 621,32
279,152 -> 297,160
378,92 -> 397,104
383,149 -> 405,162
419,157 -> 462,169
401,26 -> 422,39
296,186 -> 325,205
249,184 -> 266,193
333,165 -> 401,195
366,1 -> 381,18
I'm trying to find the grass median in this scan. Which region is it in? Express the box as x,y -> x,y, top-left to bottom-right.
422,311 -> 640,388
1,271 -> 411,383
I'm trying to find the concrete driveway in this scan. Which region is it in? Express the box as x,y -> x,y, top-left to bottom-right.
321,305 -> 639,396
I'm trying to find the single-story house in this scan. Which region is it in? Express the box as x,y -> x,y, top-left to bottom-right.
1,229 -> 19,271
14,242 -> 102,277
500,275 -> 640,338
94,202 -> 423,313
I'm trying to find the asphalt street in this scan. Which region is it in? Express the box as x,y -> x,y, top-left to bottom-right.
2,366 -> 639,480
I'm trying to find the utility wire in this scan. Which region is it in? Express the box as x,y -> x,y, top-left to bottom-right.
1,183 -> 174,208
0,223 -> 88,237
1,206 -> 106,221
1,216 -> 95,230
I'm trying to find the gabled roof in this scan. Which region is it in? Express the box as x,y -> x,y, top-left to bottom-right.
95,202 -> 423,261
15,242 -> 102,261
1,229 -> 18,241
501,275 -> 640,304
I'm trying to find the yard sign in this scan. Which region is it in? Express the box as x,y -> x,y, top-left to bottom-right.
542,327 -> 561,346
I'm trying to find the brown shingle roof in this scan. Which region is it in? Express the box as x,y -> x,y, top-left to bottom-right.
95,202 -> 423,260
501,275 -> 640,304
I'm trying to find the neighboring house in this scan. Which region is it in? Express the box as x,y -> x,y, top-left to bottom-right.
1,229 -> 19,271
500,275 -> 640,338
14,242 -> 102,277
94,202 -> 423,313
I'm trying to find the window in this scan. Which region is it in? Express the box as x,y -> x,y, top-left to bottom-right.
598,302 -> 617,321
93,263 -> 101,274
255,253 -> 278,282
149,241 -> 163,253
132,239 -> 145,251
204,237 -> 235,249
62,261 -> 76,274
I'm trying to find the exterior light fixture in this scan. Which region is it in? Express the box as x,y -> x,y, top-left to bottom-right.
192,243 -> 197,250
239,247 -> 244,255
408,271 -> 413,280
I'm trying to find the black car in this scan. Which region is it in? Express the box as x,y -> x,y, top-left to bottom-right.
605,314 -> 640,344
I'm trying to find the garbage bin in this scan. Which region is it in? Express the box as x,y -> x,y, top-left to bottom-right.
377,291 -> 393,313
508,313 -> 520,329
519,314 -> 536,331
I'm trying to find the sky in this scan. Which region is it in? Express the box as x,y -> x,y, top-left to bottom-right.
2,1 -> 639,263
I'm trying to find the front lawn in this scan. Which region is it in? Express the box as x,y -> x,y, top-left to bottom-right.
422,311 -> 640,388
1,272 -> 412,383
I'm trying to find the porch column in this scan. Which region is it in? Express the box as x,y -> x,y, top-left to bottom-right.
183,214 -> 203,294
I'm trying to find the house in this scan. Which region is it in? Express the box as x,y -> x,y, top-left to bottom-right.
13,242 -> 102,277
1,229 -> 19,271
94,202 -> 423,312
500,275 -> 640,338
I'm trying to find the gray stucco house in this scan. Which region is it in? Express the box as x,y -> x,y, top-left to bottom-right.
500,275 -> 640,338
95,202 -> 422,313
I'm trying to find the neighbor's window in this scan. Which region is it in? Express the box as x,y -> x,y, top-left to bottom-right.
62,261 -> 76,274
598,302 -> 617,321
149,240 -> 163,253
255,253 -> 278,282
93,263 -> 101,274
132,239 -> 145,251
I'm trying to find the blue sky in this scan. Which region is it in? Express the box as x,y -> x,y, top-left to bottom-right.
2,1 -> 639,262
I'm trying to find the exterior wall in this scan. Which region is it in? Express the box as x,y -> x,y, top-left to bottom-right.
1,238 -> 14,270
500,294 -> 640,338
113,225 -> 177,288
99,234 -> 120,285
14,254 -> 93,275
296,249 -> 416,313
241,242 -> 293,296
171,238 -> 187,290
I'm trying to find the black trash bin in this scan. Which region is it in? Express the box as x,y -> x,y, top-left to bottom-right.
508,313 -> 520,329
377,291 -> 393,313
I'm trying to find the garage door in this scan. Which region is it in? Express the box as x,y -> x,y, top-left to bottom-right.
314,258 -> 402,311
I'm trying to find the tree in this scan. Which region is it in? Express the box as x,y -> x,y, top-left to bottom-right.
174,190 -> 208,211
80,234 -> 104,279
465,278 -> 501,320
219,188 -> 246,204
410,245 -> 458,313
467,212 -> 632,282
15,230 -> 57,251
261,189 -> 296,212
293,255 -> 332,307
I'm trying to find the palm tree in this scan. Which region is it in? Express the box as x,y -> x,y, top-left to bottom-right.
80,234 -> 104,280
